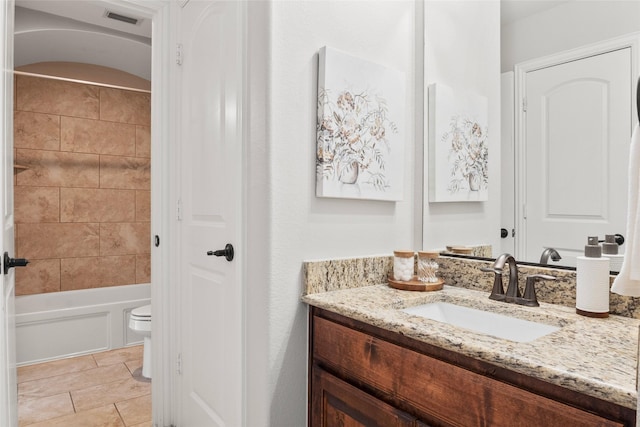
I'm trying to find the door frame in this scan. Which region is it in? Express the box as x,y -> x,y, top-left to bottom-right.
514,32 -> 640,261
7,0 -> 174,425
111,1 -> 174,425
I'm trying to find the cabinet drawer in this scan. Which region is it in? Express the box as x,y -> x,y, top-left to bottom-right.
311,366 -> 418,427
313,315 -> 623,427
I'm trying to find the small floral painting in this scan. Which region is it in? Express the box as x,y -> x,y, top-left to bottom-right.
428,83 -> 489,202
316,46 -> 405,201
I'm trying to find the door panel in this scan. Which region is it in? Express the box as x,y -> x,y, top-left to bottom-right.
178,1 -> 243,426
524,48 -> 631,266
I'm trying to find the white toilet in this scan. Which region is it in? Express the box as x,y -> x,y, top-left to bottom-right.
129,304 -> 152,379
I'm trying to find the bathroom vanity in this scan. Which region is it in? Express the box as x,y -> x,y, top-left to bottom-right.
304,284 -> 639,426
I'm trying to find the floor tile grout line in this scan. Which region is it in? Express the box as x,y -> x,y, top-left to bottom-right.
113,401 -> 129,427
69,390 -> 77,414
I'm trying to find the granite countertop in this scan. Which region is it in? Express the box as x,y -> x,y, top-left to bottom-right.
302,284 -> 640,409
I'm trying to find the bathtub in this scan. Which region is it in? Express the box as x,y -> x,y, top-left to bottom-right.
14,283 -> 151,366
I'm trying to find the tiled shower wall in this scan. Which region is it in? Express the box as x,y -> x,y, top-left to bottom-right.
13,75 -> 151,296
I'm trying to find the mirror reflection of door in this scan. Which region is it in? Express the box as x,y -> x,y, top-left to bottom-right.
520,48 -> 631,266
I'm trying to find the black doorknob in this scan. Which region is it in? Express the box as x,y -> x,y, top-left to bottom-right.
207,244 -> 234,262
4,252 -> 29,275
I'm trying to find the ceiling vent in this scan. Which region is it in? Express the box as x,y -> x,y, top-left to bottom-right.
105,10 -> 141,26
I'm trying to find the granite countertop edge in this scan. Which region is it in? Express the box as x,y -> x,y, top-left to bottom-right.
302,284 -> 640,410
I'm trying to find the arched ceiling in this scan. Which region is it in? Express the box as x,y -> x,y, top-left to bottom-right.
14,1 -> 151,81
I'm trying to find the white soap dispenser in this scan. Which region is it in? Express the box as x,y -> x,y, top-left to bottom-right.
576,236 -> 610,318
602,234 -> 624,273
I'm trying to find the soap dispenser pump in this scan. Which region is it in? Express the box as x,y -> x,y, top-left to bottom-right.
576,236 -> 610,318
603,234 -> 624,272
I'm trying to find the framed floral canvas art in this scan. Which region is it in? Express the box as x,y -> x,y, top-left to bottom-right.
316,46 -> 405,201
428,83 -> 489,202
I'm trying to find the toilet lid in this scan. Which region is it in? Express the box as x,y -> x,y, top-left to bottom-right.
131,304 -> 151,318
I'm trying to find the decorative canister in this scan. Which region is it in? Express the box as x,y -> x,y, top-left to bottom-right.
417,251 -> 439,283
393,250 -> 415,282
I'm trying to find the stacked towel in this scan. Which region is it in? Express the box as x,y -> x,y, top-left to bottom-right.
612,124 -> 640,296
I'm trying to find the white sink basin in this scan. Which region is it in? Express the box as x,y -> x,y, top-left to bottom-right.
401,302 -> 561,343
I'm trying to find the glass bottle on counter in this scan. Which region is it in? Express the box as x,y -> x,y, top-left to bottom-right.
417,251 -> 439,283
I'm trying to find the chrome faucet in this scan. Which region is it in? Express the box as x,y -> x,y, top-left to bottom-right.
539,248 -> 562,265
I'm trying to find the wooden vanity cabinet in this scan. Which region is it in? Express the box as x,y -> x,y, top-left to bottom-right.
308,307 -> 636,427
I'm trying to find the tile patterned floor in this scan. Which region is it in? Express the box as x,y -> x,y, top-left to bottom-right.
17,345 -> 151,427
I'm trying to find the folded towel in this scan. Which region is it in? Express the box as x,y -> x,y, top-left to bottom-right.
612,124 -> 640,296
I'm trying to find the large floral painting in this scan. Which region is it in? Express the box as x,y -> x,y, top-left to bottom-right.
428,83 -> 489,202
316,46 -> 405,201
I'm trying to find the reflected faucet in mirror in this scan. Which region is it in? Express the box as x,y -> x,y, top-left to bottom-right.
539,248 -> 562,265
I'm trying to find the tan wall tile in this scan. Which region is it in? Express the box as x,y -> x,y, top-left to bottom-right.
14,77 -> 152,296
60,256 -> 136,291
100,223 -> 150,256
16,75 -> 99,119
14,186 -> 59,223
17,223 -> 100,259
135,126 -> 150,158
60,188 -> 135,223
15,259 -> 60,296
100,156 -> 150,190
100,88 -> 150,126
16,149 -> 100,188
135,190 -> 150,222
60,257 -> 101,290
60,116 -> 136,156
14,111 -> 60,150
136,254 -> 151,283
101,256 -> 137,287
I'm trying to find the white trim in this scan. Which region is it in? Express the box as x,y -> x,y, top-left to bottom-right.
147,2 -> 173,427
13,71 -> 151,93
514,32 -> 640,260
102,0 -> 173,426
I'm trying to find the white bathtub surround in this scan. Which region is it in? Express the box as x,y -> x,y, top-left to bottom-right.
15,283 -> 151,365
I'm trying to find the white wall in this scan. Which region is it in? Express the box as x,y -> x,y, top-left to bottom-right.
501,0 -> 640,72
248,1 -> 501,426
422,1 -> 502,252
266,1 -> 416,425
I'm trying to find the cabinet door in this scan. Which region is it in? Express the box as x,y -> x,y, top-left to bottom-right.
311,366 -> 417,427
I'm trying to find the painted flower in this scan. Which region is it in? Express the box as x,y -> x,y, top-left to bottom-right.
442,115 -> 488,194
316,88 -> 397,191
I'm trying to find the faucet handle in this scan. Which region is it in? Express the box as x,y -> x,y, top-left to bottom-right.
521,274 -> 556,307
480,267 -> 505,301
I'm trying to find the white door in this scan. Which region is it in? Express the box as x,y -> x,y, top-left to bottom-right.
522,48 -> 631,266
0,0 -> 17,426
176,1 -> 244,426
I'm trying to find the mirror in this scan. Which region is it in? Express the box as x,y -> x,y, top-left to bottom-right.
428,1 -> 639,270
